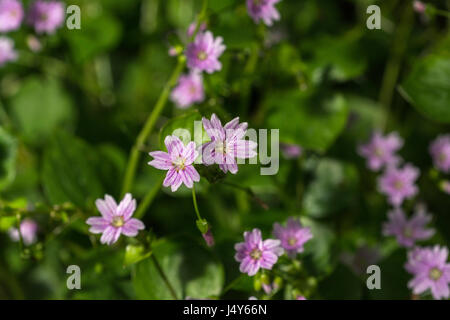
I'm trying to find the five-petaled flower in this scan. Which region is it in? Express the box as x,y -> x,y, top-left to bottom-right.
86,193 -> 145,245
246,0 -> 282,26
234,228 -> 283,276
405,245 -> 450,300
358,131 -> 403,171
0,0 -> 24,33
429,134 -> 450,173
383,207 -> 434,248
378,163 -> 420,207
148,135 -> 200,192
27,0 -> 65,34
170,72 -> 205,109
202,113 -> 258,174
186,31 -> 226,74
273,217 -> 312,259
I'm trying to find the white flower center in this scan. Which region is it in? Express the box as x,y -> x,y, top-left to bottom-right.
197,51 -> 207,61
288,237 -> 297,246
173,156 -> 186,171
250,248 -> 262,260
215,141 -> 228,155
112,216 -> 124,228
429,267 -> 442,281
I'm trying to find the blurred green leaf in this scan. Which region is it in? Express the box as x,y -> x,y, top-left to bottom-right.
10,77 -> 75,146
303,158 -> 359,218
400,54 -> 450,123
133,237 -> 224,299
41,132 -> 104,208
318,263 -> 362,299
0,127 -> 17,191
265,91 -> 349,153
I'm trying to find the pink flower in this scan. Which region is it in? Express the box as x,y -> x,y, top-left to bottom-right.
0,0 -> 23,32
383,207 -> 434,248
273,217 -> 312,258
201,114 -> 257,174
148,135 -> 200,192
405,246 -> 450,300
247,0 -> 281,26
296,295 -> 307,300
378,164 -> 420,207
86,193 -> 145,245
27,0 -> 65,34
358,131 -> 403,171
413,1 -> 426,14
170,72 -> 205,109
186,31 -> 226,74
202,227 -> 215,247
429,135 -> 450,173
9,219 -> 38,245
0,36 -> 17,67
187,21 -> 207,37
280,143 -> 302,159
234,228 -> 283,276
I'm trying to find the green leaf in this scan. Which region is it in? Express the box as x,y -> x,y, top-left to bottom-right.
41,132 -> 104,208
159,110 -> 208,149
265,91 -> 349,153
209,0 -> 237,12
303,158 -> 359,218
133,237 -> 224,299
124,244 -> 152,267
0,127 -> 17,191
10,77 -> 75,146
400,54 -> 450,123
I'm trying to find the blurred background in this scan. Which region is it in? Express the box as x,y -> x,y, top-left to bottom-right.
0,0 -> 450,299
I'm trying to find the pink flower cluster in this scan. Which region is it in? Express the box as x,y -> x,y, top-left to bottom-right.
234,217 -> 313,276
247,0 -> 282,26
148,113 -> 257,191
0,0 -> 65,68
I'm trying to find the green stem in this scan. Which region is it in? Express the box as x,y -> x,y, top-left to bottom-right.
378,5 -> 414,129
134,175 -> 164,219
151,255 -> 178,300
192,185 -> 203,221
121,56 -> 186,196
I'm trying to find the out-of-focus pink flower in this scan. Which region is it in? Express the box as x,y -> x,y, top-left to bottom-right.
280,143 -> 302,159
148,135 -> 200,192
378,164 -> 420,207
383,207 -> 434,248
273,217 -> 312,259
247,0 -> 281,26
405,245 -> 450,300
86,193 -> 145,245
0,0 -> 23,32
440,180 -> 450,195
296,295 -> 307,300
358,131 -> 403,171
186,31 -> 226,74
430,135 -> 450,173
413,1 -> 426,14
9,219 -> 38,245
187,21 -> 207,38
234,228 -> 283,276
201,114 -> 258,174
202,228 -> 215,247
170,72 -> 205,109
27,0 -> 65,34
0,36 -> 17,67
26,35 -> 42,52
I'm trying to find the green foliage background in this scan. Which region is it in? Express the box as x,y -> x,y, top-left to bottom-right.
0,0 -> 450,300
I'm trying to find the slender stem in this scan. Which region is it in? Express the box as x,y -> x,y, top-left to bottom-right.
220,274 -> 244,297
191,185 -> 203,221
151,255 -> 178,300
379,5 -> 414,129
134,175 -> 164,219
121,56 -> 186,196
